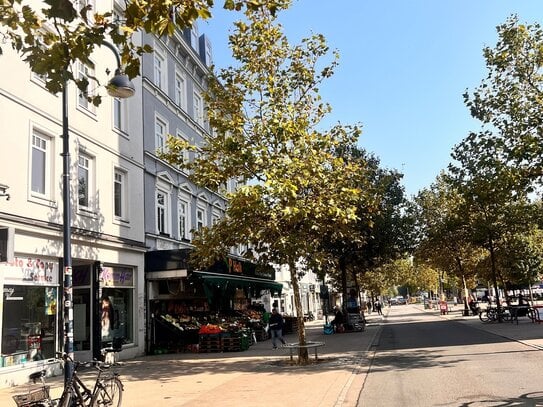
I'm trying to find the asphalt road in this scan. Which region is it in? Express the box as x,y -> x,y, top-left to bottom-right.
358,305 -> 543,406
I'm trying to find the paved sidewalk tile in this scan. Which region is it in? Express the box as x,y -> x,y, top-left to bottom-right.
0,317 -> 384,407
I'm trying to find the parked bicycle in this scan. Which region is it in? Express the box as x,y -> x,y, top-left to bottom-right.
12,351 -> 123,407
479,306 -> 512,323
479,304 -> 539,323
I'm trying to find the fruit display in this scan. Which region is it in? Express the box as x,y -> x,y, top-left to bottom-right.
198,324 -> 222,334
160,314 -> 200,331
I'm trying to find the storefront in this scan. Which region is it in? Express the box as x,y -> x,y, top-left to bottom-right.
71,263 -> 136,361
145,250 -> 282,353
0,256 -> 61,386
0,255 -> 140,386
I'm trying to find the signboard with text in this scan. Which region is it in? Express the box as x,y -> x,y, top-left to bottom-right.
99,267 -> 134,287
0,256 -> 59,285
207,256 -> 275,280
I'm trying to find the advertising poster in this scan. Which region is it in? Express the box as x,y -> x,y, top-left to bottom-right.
45,287 -> 57,315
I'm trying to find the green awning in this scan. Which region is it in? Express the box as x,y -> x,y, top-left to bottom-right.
192,271 -> 283,296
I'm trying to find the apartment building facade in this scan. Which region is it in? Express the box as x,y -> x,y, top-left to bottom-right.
0,2 -> 146,387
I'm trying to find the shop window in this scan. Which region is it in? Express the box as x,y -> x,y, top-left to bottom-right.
2,285 -> 58,366
100,267 -> 134,345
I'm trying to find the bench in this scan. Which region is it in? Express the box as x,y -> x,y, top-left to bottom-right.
532,306 -> 543,323
283,341 -> 325,361
508,305 -> 537,324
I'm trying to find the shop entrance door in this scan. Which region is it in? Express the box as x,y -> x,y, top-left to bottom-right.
72,264 -> 96,361
73,288 -> 92,361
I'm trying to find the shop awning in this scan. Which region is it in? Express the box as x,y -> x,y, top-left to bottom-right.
192,271 -> 283,295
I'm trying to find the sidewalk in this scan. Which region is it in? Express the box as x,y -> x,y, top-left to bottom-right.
431,304 -> 543,350
0,314 -> 386,407
3,307 -> 541,406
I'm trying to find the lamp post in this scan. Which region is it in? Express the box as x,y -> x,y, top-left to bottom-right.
62,41 -> 135,384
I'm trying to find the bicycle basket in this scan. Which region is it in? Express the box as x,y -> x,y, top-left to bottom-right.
12,386 -> 50,406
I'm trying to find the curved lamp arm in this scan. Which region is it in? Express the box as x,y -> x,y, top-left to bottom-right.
101,40 -> 135,98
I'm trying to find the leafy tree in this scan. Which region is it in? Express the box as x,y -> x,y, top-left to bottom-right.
449,15 -> 543,310
497,226 -> 543,294
322,146 -> 414,303
414,173 -> 483,309
0,0 -> 282,103
464,15 -> 543,184
163,1 -> 364,363
449,140 -> 536,311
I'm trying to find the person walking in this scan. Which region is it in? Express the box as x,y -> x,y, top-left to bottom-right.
269,308 -> 286,349
375,300 -> 383,315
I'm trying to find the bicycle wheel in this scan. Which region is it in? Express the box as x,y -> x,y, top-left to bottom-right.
500,310 -> 512,322
479,310 -> 491,323
90,377 -> 123,407
57,391 -> 72,407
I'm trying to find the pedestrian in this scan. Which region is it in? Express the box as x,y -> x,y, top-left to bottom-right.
330,306 -> 344,333
375,300 -> 383,315
269,308 -> 286,349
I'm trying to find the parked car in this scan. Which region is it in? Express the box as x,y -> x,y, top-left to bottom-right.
395,296 -> 407,305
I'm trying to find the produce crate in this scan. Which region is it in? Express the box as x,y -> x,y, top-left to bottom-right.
198,334 -> 222,353
221,337 -> 242,352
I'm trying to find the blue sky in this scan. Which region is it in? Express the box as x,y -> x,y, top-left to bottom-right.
201,1 -> 543,197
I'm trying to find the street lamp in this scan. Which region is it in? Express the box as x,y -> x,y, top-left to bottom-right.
62,40 -> 134,383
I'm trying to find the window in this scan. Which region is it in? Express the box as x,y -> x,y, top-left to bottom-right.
201,35 -> 213,66
178,200 -> 189,240
212,211 -> 221,225
156,188 -> 170,235
2,285 -> 58,363
153,47 -> 166,91
155,116 -> 168,153
196,207 -> 205,231
176,130 -> 190,166
193,91 -> 203,125
99,266 -> 135,345
114,169 -> 127,219
190,23 -> 199,51
78,153 -> 92,209
31,131 -> 50,196
174,69 -> 186,108
77,62 -> 95,112
113,97 -> 127,132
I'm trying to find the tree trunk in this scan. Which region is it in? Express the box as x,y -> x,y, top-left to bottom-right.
455,257 -> 470,316
488,236 -> 502,320
340,256 -> 347,309
289,261 -> 308,364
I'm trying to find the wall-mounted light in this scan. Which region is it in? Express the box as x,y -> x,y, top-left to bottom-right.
0,184 -> 10,200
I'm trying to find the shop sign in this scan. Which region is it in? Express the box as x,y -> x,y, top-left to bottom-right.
254,268 -> 274,279
100,267 -> 133,287
0,256 -> 58,285
213,257 -> 275,280
227,258 -> 243,274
